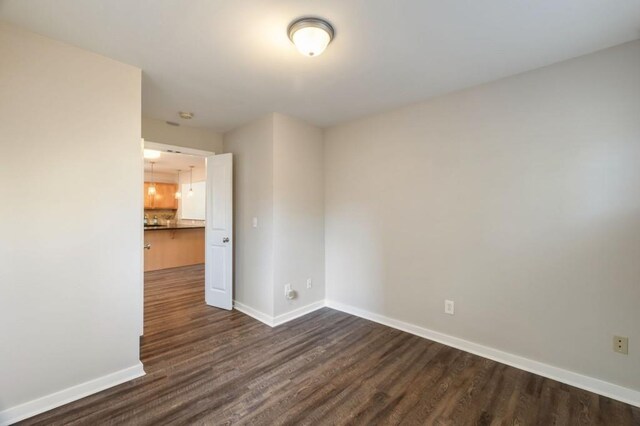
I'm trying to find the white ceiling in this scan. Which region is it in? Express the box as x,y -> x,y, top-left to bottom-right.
144,151 -> 204,174
1,1 -> 638,132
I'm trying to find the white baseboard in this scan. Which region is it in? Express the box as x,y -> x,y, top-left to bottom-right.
233,300 -> 325,328
325,299 -> 640,408
273,300 -> 326,326
233,301 -> 275,326
0,362 -> 146,426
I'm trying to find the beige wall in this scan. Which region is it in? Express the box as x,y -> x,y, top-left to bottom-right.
0,22 -> 143,417
223,115 -> 275,316
223,113 -> 325,319
273,114 -> 325,316
144,171 -> 178,184
324,41 -> 640,391
142,116 -> 222,152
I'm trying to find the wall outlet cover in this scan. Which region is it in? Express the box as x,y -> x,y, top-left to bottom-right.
445,300 -> 455,315
613,336 -> 628,355
306,278 -> 312,289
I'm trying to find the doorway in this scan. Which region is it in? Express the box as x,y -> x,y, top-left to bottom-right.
140,141 -> 233,336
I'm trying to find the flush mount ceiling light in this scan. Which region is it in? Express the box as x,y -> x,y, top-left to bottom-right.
288,17 -> 334,57
179,111 -> 194,120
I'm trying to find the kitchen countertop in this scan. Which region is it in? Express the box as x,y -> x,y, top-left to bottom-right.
144,224 -> 205,231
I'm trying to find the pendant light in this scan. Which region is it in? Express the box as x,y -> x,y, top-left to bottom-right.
175,170 -> 182,199
148,162 -> 156,195
188,166 -> 194,197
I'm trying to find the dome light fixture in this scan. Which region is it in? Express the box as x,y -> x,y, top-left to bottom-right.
288,17 -> 334,57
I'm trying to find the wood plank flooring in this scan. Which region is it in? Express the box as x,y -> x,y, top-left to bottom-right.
20,264 -> 640,425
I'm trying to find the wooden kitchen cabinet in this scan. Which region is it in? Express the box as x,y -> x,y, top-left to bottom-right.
143,182 -> 154,208
144,182 -> 178,209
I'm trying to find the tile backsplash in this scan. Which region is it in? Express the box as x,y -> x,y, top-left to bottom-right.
144,209 -> 176,225
144,209 -> 205,226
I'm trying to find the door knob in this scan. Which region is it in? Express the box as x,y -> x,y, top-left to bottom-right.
222,237 -> 230,243
144,243 -> 151,250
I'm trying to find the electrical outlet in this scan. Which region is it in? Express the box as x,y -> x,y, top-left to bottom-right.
613,336 -> 628,355
252,217 -> 258,228
284,283 -> 296,300
306,278 -> 312,289
444,300 -> 455,315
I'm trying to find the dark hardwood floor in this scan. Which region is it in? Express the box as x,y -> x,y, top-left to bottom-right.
20,264 -> 640,425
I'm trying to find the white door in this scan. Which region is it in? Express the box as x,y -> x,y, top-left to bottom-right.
205,153 -> 233,310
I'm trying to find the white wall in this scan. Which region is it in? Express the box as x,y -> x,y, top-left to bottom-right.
273,114 -> 325,316
223,115 -> 275,316
223,114 -> 325,320
0,22 -> 143,420
324,41 -> 640,392
142,116 -> 222,152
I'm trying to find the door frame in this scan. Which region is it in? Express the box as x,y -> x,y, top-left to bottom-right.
144,141 -> 216,158
141,141 -> 216,336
